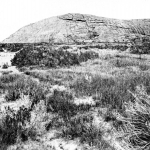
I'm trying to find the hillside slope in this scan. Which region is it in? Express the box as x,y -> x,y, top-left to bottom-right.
2,13 -> 150,44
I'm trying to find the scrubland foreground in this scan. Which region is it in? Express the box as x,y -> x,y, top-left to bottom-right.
1,46 -> 150,150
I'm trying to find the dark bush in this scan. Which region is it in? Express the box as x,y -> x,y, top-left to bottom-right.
79,51 -> 99,62
5,89 -> 21,101
0,106 -> 31,145
61,46 -> 70,50
46,90 -> 77,120
4,76 -> 47,110
130,40 -> 150,54
2,63 -> 9,69
62,115 -> 102,146
138,64 -> 150,71
11,47 -> 79,68
11,47 -> 99,68
46,89 -> 93,121
0,74 -> 20,84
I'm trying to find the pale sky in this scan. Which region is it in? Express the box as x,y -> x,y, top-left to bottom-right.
0,0 -> 150,42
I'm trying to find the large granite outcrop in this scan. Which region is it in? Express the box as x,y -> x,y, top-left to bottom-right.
2,13 -> 150,44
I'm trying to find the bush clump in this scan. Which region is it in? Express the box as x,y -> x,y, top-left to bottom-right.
3,75 -> 47,110
79,51 -> 99,62
46,90 -> 77,120
2,63 -> 9,69
62,115 -> 102,146
0,106 -> 31,145
46,89 -> 93,122
0,74 -> 20,84
5,89 -> 21,101
11,47 -> 99,68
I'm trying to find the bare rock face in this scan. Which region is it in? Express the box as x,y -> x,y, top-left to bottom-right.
2,13 -> 150,44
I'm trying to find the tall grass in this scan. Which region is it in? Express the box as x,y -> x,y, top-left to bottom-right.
71,73 -> 150,111
116,85 -> 150,150
24,70 -> 82,87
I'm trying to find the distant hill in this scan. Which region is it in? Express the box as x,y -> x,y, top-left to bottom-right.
2,13 -> 150,44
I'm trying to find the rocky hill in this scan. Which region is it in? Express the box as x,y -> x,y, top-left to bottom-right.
2,13 -> 150,44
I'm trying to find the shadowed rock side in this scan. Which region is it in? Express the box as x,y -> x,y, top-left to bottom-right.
2,13 -> 150,44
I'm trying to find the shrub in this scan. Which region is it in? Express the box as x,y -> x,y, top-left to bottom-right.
61,45 -> 70,50
5,89 -> 21,101
11,47 -> 80,68
11,47 -> 99,68
2,63 -> 9,69
0,74 -> 20,84
46,90 -> 77,120
88,45 -> 103,49
46,89 -> 93,122
0,74 -> 21,94
130,42 -> 150,54
138,64 -> 150,71
45,115 -> 64,130
0,106 -> 31,145
1,70 -> 13,75
79,51 -> 99,62
112,58 -> 140,68
4,76 -> 47,109
18,66 -> 29,72
62,115 -> 102,146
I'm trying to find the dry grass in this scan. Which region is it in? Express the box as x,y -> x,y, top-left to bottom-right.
115,85 -> 150,150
